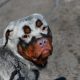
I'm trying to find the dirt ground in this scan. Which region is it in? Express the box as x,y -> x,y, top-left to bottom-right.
0,0 -> 80,80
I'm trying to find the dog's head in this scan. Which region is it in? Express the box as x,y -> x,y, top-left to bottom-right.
3,13 -> 53,66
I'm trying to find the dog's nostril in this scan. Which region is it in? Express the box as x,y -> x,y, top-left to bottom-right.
39,43 -> 42,46
44,41 -> 46,44
44,40 -> 46,43
38,41 -> 43,47
43,39 -> 47,44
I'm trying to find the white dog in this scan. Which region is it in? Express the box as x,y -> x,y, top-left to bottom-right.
0,13 -> 53,80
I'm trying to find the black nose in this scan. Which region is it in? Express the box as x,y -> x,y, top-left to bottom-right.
55,77 -> 66,80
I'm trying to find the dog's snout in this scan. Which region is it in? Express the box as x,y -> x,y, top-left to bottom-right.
38,38 -> 48,48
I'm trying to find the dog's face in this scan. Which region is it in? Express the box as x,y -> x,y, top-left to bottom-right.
3,14 -> 53,66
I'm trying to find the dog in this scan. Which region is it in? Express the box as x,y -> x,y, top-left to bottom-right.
0,13 -> 53,80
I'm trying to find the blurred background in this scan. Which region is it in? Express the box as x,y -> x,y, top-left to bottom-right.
0,0 -> 80,80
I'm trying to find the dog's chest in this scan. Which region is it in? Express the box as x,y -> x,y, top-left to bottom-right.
0,47 -> 31,80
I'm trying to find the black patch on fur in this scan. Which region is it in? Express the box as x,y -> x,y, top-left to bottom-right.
55,77 -> 66,80
40,27 -> 52,39
32,69 -> 39,80
18,38 -> 29,48
36,19 -> 43,28
33,60 -> 47,69
23,25 -> 31,34
9,61 -> 25,80
18,36 -> 36,49
3,29 -> 13,48
47,27 -> 52,38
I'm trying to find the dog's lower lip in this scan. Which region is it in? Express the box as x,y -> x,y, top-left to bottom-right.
40,49 -> 50,59
42,49 -> 50,54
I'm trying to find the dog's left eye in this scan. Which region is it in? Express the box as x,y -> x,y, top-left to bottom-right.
36,19 -> 43,28
23,25 -> 31,34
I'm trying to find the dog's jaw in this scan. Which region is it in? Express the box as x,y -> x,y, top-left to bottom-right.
7,39 -> 24,59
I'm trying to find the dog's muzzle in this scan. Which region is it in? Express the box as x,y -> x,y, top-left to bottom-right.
17,36 -> 53,66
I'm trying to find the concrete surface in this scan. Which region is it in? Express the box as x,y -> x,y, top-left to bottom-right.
0,0 -> 80,80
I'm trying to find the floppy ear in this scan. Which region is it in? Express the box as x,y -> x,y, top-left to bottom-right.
3,29 -> 13,48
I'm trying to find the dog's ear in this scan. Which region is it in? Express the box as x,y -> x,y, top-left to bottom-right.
3,29 -> 13,48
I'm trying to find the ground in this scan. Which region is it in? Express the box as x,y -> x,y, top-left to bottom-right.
0,0 -> 80,80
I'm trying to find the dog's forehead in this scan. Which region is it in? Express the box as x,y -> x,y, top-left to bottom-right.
22,13 -> 48,28
5,14 -> 49,43
17,13 -> 48,33
15,14 -> 48,42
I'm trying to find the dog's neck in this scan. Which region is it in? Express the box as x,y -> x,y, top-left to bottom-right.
6,39 -> 22,58
6,39 -> 47,69
5,40 -> 39,70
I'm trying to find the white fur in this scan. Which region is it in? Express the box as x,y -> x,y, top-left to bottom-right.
3,13 -> 49,59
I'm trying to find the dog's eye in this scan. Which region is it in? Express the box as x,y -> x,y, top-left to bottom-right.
36,19 -> 43,28
23,25 -> 31,34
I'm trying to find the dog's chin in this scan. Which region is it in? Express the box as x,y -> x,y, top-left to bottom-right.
32,51 -> 52,68
32,57 -> 48,68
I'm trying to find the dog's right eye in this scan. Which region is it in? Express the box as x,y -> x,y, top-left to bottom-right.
23,25 -> 31,34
